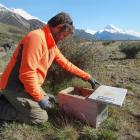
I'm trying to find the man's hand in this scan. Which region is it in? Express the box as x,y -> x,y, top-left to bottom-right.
39,96 -> 54,110
47,94 -> 56,104
88,77 -> 101,89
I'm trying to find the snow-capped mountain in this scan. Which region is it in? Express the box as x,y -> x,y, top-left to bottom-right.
0,3 -> 9,11
11,8 -> 38,20
85,24 -> 140,40
99,24 -> 122,33
85,29 -> 97,35
0,4 -> 38,20
125,30 -> 140,38
0,3 -> 44,30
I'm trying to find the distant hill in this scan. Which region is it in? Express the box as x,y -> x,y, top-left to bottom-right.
94,31 -> 140,40
0,22 -> 25,48
74,29 -> 95,40
0,22 -> 25,35
28,19 -> 45,30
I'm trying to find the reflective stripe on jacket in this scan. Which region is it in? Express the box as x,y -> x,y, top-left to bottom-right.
0,25 -> 91,101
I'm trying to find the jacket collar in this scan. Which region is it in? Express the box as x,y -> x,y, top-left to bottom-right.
41,25 -> 56,49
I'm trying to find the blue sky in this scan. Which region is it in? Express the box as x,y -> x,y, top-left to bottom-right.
0,0 -> 140,31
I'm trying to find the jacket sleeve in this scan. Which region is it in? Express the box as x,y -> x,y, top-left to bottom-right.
54,47 -> 91,80
19,33 -> 45,102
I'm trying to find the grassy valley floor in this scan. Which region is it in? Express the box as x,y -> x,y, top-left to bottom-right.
0,27 -> 140,140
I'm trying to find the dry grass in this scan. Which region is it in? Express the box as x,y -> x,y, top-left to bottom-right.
0,28 -> 140,140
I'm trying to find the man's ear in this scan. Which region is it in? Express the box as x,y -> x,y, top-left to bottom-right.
56,24 -> 65,32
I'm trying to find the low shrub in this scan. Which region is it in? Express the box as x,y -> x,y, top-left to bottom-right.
119,42 -> 140,59
102,41 -> 115,46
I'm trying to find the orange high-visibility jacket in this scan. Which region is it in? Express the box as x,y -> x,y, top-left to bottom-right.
0,25 -> 91,101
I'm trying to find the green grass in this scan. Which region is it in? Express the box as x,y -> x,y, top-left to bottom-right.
126,84 -> 134,91
0,23 -> 25,35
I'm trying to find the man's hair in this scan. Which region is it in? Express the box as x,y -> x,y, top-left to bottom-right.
48,12 -> 74,34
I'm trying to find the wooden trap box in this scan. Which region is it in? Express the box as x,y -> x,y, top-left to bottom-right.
58,86 -> 108,128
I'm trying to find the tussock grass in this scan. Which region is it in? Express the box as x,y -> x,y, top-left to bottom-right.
56,125 -> 79,140
80,125 -> 97,140
102,118 -> 119,131
97,129 -> 118,140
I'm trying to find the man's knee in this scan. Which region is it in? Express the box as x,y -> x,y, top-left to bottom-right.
30,109 -> 48,125
1,90 -> 49,125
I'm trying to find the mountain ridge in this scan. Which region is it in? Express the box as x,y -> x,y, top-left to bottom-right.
0,4 -> 140,40
0,4 -> 45,31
